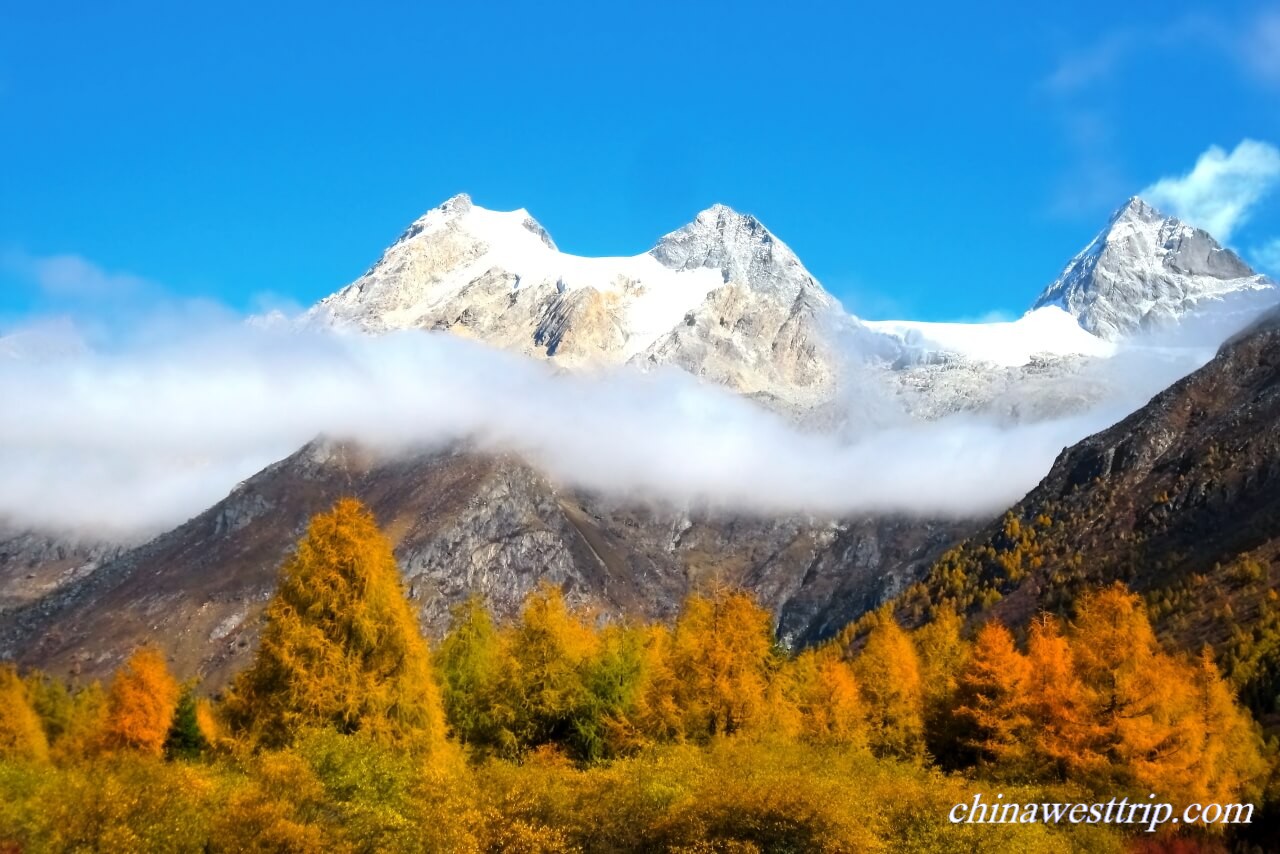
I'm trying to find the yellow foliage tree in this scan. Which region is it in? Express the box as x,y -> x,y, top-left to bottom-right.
912,607 -> 969,761
1187,648 -> 1268,804
662,589 -> 776,740
954,622 -> 1032,776
0,665 -> 48,762
47,682 -> 106,763
101,647 -> 180,757
854,611 -> 925,760
437,594 -> 510,751
782,647 -> 866,747
499,584 -> 603,755
630,624 -> 684,743
223,498 -> 446,751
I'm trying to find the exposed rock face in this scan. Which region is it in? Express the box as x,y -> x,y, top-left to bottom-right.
880,354 -> 1117,423
633,283 -> 845,401
1033,197 -> 1274,340
649,204 -> 818,302
0,526 -> 129,615
0,441 -> 971,687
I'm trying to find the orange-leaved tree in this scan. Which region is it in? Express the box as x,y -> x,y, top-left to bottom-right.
1024,614 -> 1105,781
912,606 -> 970,762
954,621 -> 1032,777
223,498 -> 445,751
101,647 -> 180,756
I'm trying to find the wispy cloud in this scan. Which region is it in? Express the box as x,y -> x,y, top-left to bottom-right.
1044,10 -> 1280,95
2,250 -> 154,300
1044,31 -> 1138,95
1041,11 -> 1280,220
1254,238 -> 1280,276
1140,140 -> 1280,242
1240,9 -> 1280,85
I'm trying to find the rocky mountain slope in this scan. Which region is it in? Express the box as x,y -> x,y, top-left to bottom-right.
1,440 -> 967,687
1032,197 -> 1274,340
0,526 -> 128,615
893,304 -> 1280,715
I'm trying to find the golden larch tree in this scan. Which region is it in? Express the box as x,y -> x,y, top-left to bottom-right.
666,589 -> 776,740
1024,614 -> 1105,781
954,621 -> 1032,777
912,607 -> 970,761
101,647 -> 180,756
1186,648 -> 1268,805
499,584 -> 601,753
436,594 -> 509,751
854,610 -> 925,760
0,665 -> 48,762
782,646 -> 867,747
223,498 -> 445,750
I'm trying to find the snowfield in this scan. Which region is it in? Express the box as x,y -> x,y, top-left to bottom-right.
865,306 -> 1116,367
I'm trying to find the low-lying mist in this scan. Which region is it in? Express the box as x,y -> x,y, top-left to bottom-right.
0,308 -> 1247,538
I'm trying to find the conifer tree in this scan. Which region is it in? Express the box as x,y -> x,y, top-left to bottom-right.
23,674 -> 74,747
164,684 -> 210,760
500,584 -> 601,754
954,622 -> 1032,776
1070,584 -> 1191,789
631,624 -> 684,742
1188,648 -> 1268,804
101,647 -> 180,756
223,498 -> 445,750
437,594 -> 509,751
0,665 -> 48,762
854,610 -> 925,760
1068,584 -> 1266,802
48,682 -> 106,762
1024,614 -> 1104,781
666,589 -> 776,740
783,647 -> 866,747
579,622 -> 647,758
913,607 -> 969,762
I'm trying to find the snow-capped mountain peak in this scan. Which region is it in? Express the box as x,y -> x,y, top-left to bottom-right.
300,196 -> 873,403
649,203 -> 821,304
1032,196 -> 1274,340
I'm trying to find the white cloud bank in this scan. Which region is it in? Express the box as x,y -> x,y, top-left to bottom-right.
1141,140 -> 1280,242
0,312 -> 1223,538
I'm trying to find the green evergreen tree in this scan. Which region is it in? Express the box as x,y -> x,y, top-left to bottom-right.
163,684 -> 209,760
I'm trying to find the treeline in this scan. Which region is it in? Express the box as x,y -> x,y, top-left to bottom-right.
435,573 -> 1267,808
0,499 -> 1271,852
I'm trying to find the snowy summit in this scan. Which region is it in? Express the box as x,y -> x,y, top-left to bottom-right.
1032,197 -> 1274,340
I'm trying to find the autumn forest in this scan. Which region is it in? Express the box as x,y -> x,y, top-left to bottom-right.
0,499 -> 1274,852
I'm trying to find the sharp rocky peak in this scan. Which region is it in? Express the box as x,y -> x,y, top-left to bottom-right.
649,203 -> 822,302
1111,195 -> 1162,225
1031,196 -> 1272,340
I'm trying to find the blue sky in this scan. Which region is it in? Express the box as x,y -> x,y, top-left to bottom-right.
2,0 -> 1279,325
